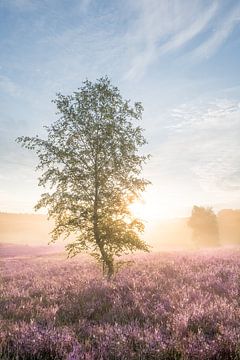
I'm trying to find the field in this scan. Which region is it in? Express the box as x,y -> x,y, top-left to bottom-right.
0,249 -> 240,360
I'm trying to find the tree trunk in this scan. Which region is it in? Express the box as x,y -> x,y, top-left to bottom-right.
98,242 -> 114,279
93,232 -> 115,278
93,132 -> 114,279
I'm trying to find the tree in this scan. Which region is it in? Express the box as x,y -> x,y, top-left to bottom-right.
188,206 -> 219,247
218,209 -> 240,245
17,77 -> 150,278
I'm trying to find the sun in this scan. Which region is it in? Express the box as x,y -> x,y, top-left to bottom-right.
129,190 -> 169,222
129,188 -> 187,222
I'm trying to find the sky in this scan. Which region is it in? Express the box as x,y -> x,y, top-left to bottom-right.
0,0 -> 240,220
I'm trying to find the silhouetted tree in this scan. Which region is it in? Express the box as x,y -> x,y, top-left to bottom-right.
188,206 -> 219,246
17,77 -> 150,278
218,209 -> 240,245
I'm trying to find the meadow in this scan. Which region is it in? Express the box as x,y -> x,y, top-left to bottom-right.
0,249 -> 240,360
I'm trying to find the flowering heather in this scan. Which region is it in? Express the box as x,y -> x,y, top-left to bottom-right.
0,249 -> 240,359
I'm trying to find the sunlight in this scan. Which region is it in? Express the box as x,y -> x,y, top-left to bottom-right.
129,190 -> 174,221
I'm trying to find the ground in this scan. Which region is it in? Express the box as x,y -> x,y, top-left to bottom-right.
0,249 -> 240,359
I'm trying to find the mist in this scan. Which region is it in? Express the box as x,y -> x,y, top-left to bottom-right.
1,210 -> 239,257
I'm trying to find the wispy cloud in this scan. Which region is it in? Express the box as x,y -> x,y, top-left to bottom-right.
161,99 -> 240,197
192,4 -> 240,59
125,0 -> 240,79
159,2 -> 218,55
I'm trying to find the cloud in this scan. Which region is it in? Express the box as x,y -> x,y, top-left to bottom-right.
159,2 -> 218,55
160,99 -> 240,197
125,0 -> 240,79
192,3 -> 240,59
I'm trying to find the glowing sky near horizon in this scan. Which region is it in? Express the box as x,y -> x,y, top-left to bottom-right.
0,0 -> 240,218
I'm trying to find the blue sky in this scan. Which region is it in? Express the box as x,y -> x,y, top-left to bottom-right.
0,0 -> 240,218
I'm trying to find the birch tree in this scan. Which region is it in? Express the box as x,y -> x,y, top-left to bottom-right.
17,77 -> 150,278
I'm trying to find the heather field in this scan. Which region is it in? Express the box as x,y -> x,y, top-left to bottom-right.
1,249 -> 240,360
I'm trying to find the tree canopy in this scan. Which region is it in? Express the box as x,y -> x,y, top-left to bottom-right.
17,77 -> 150,277
188,205 -> 219,247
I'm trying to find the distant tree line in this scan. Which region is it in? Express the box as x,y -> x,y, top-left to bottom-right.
188,206 -> 240,247
188,206 -> 219,247
218,209 -> 240,245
